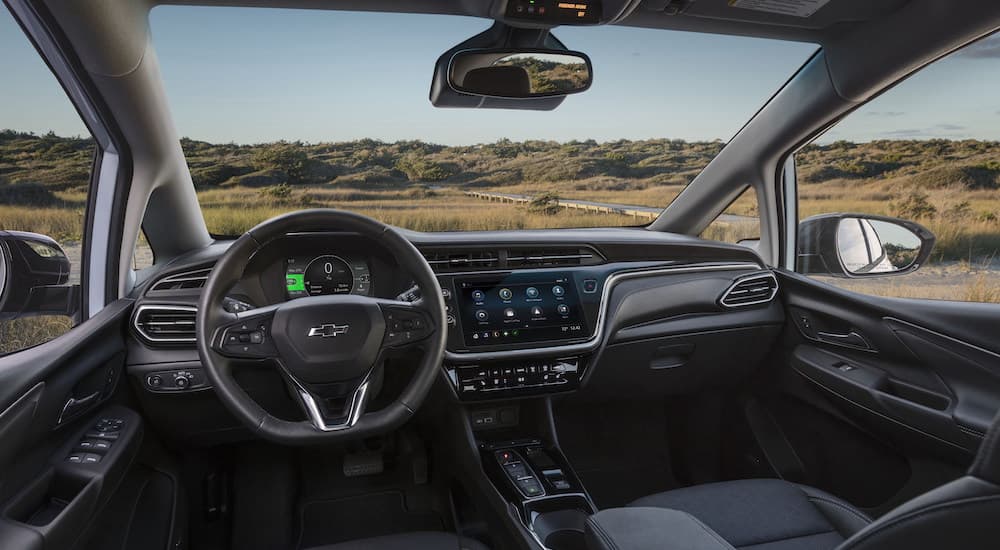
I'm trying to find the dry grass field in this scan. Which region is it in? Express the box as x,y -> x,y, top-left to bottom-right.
1,131 -> 998,354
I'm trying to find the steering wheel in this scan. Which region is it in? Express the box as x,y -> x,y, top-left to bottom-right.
195,209 -> 446,444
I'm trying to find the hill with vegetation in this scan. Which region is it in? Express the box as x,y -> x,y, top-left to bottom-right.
1,129 -> 998,260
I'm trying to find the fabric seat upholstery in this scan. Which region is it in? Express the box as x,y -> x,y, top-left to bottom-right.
305,531 -> 489,550
630,479 -> 870,550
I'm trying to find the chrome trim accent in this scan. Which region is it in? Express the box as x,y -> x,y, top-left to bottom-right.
444,262 -> 761,362
285,370 -> 372,432
719,272 -> 779,308
132,304 -> 198,344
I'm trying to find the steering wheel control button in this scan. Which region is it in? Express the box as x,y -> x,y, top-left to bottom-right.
218,312 -> 279,359
383,307 -> 434,347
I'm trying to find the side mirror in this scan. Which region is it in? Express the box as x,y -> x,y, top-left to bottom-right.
0,230 -> 79,320
448,49 -> 593,99
797,214 -> 935,278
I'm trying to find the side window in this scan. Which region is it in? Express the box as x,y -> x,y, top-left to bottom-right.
796,33 -> 1000,303
701,186 -> 761,244
0,7 -> 94,354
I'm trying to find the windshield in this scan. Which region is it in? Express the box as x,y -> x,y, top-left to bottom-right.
149,7 -> 817,234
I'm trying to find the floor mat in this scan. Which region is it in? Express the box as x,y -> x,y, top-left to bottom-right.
554,400 -> 679,508
297,490 -> 445,548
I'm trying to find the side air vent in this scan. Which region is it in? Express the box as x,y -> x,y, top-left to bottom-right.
423,250 -> 499,272
720,272 -> 779,308
507,248 -> 598,269
150,268 -> 212,291
133,305 -> 197,344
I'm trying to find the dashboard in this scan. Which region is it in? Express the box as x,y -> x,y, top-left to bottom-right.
126,227 -> 784,437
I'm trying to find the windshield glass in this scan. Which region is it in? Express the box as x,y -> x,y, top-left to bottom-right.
149,7 -> 817,234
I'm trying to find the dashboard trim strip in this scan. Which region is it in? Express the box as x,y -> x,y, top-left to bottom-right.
444,261 -> 766,362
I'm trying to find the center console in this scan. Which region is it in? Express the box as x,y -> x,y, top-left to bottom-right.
438,268 -> 607,401
481,438 -> 595,550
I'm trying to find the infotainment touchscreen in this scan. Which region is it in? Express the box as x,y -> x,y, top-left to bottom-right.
455,272 -> 588,348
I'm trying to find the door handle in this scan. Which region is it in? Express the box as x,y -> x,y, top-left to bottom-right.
816,330 -> 871,350
57,390 -> 101,425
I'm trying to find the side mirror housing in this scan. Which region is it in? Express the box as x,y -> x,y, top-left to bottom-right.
0,230 -> 79,320
796,214 -> 935,278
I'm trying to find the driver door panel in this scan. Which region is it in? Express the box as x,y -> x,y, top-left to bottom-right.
0,300 -> 143,550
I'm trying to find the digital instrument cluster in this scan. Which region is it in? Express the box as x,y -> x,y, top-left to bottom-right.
285,254 -> 372,298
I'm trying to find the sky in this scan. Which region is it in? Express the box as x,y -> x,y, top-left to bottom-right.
2,5 -> 999,145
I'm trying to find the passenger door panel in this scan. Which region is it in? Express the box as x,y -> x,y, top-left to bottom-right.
776,270 -> 1000,458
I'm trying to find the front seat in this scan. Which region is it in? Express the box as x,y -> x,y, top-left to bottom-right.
306,531 -> 489,550
630,413 -> 1000,550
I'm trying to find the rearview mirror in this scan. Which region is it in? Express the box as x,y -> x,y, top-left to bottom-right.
797,214 -> 935,278
0,230 -> 79,320
449,49 -> 592,99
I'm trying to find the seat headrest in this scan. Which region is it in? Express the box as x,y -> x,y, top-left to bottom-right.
461,66 -> 531,97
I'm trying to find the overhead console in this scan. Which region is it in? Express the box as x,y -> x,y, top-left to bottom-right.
494,0 -> 642,26
503,0 -> 603,24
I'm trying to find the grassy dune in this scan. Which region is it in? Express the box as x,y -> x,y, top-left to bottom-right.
1,130 -> 998,308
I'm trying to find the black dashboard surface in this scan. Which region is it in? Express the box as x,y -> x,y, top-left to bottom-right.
125,227 -> 781,421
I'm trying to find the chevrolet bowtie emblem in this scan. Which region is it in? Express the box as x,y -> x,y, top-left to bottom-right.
308,323 -> 350,338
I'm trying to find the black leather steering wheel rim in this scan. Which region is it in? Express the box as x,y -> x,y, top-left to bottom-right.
195,209 -> 446,445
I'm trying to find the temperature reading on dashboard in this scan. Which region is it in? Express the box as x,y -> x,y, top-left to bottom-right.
285,255 -> 371,298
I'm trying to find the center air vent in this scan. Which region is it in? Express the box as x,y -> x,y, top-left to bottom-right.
422,250 -> 499,272
507,248 -> 596,268
720,272 -> 779,308
133,305 -> 197,344
422,246 -> 602,273
150,268 -> 212,292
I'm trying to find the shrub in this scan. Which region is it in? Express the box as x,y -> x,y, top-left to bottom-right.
252,143 -> 309,184
891,190 -> 937,220
394,155 -> 451,182
528,192 -> 562,215
258,183 -> 293,200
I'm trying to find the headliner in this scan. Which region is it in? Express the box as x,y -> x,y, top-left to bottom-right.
155,0 -> 912,45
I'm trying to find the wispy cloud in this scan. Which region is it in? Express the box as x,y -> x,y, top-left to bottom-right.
867,111 -> 905,117
957,34 -> 1000,59
880,123 -> 967,138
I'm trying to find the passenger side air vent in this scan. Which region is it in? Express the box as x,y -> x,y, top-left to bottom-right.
507,248 -> 598,269
150,268 -> 212,291
133,305 -> 197,344
423,250 -> 499,272
719,272 -> 779,308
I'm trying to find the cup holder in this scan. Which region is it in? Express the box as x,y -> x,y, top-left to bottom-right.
525,494 -> 593,550
531,508 -> 589,549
